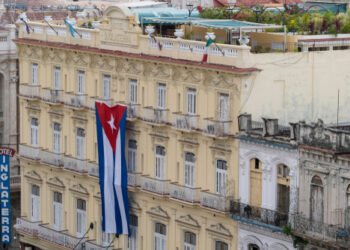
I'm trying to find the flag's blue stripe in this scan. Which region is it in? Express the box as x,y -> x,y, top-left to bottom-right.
120,110 -> 130,234
113,131 -> 122,234
95,105 -> 106,231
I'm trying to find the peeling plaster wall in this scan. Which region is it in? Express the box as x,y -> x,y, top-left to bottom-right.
241,50 -> 350,125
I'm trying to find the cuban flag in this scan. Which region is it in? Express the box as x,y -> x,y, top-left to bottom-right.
95,102 -> 129,234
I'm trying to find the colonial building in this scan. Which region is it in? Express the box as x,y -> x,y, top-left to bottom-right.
292,120 -> 350,250
13,3 -> 262,249
234,114 -> 298,250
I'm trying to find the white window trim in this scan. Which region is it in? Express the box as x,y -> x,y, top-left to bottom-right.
102,74 -> 111,100
53,66 -> 61,90
129,79 -> 138,104
77,70 -> 85,94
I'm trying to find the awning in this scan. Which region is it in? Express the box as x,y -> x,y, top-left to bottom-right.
142,17 -> 283,30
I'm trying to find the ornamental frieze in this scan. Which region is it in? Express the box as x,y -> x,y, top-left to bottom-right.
66,53 -> 89,67
91,56 -> 115,71
47,49 -> 65,63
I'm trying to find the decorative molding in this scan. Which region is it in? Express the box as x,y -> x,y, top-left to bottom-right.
207,223 -> 232,238
147,206 -> 169,219
129,199 -> 141,211
176,214 -> 200,229
25,170 -> 42,182
70,183 -> 89,195
47,177 -> 65,188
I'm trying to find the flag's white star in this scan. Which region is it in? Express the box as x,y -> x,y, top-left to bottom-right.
108,114 -> 116,131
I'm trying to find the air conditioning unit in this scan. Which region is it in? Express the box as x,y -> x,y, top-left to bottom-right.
207,125 -> 215,134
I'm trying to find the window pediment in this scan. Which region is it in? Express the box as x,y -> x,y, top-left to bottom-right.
70,183 -> 89,195
147,206 -> 169,219
176,215 -> 200,229
47,177 -> 65,188
207,223 -> 232,238
25,170 -> 42,182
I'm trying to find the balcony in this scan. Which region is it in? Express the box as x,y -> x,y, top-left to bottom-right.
87,97 -> 115,110
10,175 -> 21,191
127,104 -> 140,121
15,218 -> 85,249
41,88 -> 64,105
203,119 -> 232,137
61,155 -> 88,174
291,214 -> 350,248
140,175 -> 169,196
231,201 -> 289,230
128,172 -> 140,188
172,113 -> 199,132
19,84 -> 40,100
85,241 -> 114,250
200,190 -> 233,212
19,144 -> 40,161
39,149 -> 63,167
142,107 -> 168,125
169,183 -> 200,204
64,92 -> 87,109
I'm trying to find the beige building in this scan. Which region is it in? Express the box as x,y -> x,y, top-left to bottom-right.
13,3 -> 261,250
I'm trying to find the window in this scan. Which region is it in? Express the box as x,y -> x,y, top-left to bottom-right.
157,83 -> 166,109
184,231 -> 196,250
77,70 -> 85,94
278,164 -> 290,178
128,214 -> 138,250
155,146 -> 166,179
53,66 -> 61,90
218,93 -> 229,121
248,244 -> 259,250
30,117 -> 39,146
254,159 -> 260,170
216,160 -> 227,195
128,140 -> 137,172
129,79 -> 138,104
184,152 -> 195,187
187,88 -> 196,115
31,63 -> 39,85
215,241 -> 228,250
76,199 -> 86,238
53,191 -> 62,230
76,128 -> 85,159
155,222 -> 166,250
103,74 -> 111,99
53,122 -> 61,153
31,185 -> 40,221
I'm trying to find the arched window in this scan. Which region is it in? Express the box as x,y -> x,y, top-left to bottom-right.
248,244 -> 260,250
249,158 -> 262,207
184,231 -> 196,250
215,240 -> 228,250
310,175 -> 324,223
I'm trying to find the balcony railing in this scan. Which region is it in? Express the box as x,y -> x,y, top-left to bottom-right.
142,107 -> 168,125
200,190 -> 233,212
169,183 -> 200,204
291,214 -> 349,244
19,84 -> 40,99
231,201 -> 289,228
203,119 -> 231,137
41,88 -> 64,104
64,92 -> 87,109
40,149 -> 63,167
127,104 -> 140,120
87,97 -> 115,110
10,175 -> 21,190
85,241 -> 113,250
140,175 -> 169,195
16,218 -> 85,249
128,172 -> 140,187
87,161 -> 99,177
61,155 -> 88,174
19,144 -> 40,160
172,113 -> 199,132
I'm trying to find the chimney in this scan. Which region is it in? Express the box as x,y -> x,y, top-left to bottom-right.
289,123 -> 298,141
262,118 -> 279,136
238,113 -> 252,133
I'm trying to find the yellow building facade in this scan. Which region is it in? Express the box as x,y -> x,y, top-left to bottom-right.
15,5 -> 259,250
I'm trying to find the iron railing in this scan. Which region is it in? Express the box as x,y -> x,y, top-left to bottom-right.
231,201 -> 289,228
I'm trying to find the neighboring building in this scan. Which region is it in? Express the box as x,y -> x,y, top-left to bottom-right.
0,6 -> 21,248
13,3 -> 263,249
292,120 -> 350,250
235,114 -> 298,250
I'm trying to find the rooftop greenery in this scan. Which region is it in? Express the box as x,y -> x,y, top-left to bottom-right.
200,7 -> 350,35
